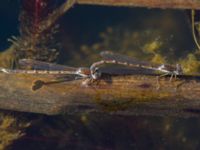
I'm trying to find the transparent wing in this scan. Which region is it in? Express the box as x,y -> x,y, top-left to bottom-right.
100,51 -> 159,68
19,59 -> 78,71
99,66 -> 155,75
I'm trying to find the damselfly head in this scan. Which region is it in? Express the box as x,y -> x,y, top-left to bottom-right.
91,67 -> 101,79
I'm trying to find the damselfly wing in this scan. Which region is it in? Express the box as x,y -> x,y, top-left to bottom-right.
18,59 -> 91,78
100,51 -> 156,68
99,51 -> 183,75
19,59 -> 79,71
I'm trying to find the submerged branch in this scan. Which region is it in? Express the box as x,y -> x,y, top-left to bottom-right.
0,72 -> 200,117
77,0 -> 200,10
38,0 -> 76,34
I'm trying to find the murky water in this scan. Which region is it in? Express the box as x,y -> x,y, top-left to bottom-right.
0,1 -> 200,150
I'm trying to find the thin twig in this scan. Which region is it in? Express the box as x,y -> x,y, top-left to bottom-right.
191,10 -> 200,52
38,0 -> 76,34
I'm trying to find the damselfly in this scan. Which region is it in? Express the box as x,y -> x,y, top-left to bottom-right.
90,51 -> 183,81
5,59 -> 91,77
0,59 -> 92,90
0,52 -> 183,90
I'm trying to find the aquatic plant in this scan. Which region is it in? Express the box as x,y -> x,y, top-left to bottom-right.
0,113 -> 30,150
0,0 -> 76,148
192,10 -> 200,51
0,0 -> 76,68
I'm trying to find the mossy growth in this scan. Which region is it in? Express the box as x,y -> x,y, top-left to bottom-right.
0,113 -> 30,150
180,53 -> 200,74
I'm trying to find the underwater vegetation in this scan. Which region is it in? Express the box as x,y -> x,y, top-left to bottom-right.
0,0 -> 76,149
0,112 -> 30,150
0,0 -> 200,150
0,0 -> 76,68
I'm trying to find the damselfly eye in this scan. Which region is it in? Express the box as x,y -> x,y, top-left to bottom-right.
94,67 -> 99,72
91,67 -> 101,79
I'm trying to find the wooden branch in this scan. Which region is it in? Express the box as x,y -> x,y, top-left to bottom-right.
38,0 -> 76,33
1,72 -> 200,117
77,0 -> 200,10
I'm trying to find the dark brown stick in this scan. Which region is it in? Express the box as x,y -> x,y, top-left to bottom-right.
1,72 -> 200,117
77,0 -> 200,10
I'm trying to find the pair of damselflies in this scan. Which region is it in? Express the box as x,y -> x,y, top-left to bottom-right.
0,51 -> 183,90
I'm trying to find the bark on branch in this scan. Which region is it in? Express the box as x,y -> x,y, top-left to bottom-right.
77,0 -> 200,10
1,72 -> 200,117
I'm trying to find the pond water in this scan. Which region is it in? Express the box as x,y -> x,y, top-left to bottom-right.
0,1 -> 199,150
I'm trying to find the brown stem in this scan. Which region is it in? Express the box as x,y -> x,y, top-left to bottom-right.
77,0 -> 200,10
38,0 -> 76,34
0,72 -> 200,117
